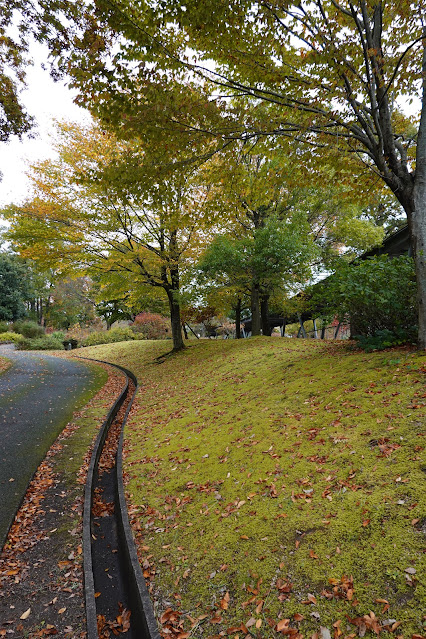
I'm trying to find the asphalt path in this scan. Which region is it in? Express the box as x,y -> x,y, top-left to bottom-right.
0,344 -> 98,549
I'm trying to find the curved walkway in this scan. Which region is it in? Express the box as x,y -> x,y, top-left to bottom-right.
0,345 -> 98,548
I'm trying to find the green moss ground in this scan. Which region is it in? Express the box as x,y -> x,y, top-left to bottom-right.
80,338 -> 426,638
0,355 -> 11,375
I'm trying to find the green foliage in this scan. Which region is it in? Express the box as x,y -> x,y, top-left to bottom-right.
310,256 -> 417,337
200,213 -> 316,293
355,328 -> 418,352
95,298 -> 133,329
0,253 -> 32,321
81,326 -> 137,347
13,320 -> 45,338
46,278 -> 95,330
51,330 -> 66,341
17,335 -> 64,350
0,321 -> 10,332
0,331 -> 24,344
0,0 -> 86,142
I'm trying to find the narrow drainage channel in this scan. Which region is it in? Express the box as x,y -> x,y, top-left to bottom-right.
91,381 -> 135,636
83,362 -> 160,639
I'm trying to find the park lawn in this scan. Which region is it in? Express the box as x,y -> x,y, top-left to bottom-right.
80,338 -> 426,638
0,355 -> 11,375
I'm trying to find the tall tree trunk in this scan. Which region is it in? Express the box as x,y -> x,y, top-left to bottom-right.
167,289 -> 184,350
251,284 -> 261,335
163,232 -> 185,351
412,31 -> 426,349
182,322 -> 188,339
235,297 -> 241,339
260,294 -> 271,336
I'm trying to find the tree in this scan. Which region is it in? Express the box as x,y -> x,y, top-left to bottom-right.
46,277 -> 95,329
200,213 -> 316,335
2,122 -> 214,351
57,0 -> 426,347
198,144 -> 382,334
0,0 -> 85,141
0,252 -> 32,320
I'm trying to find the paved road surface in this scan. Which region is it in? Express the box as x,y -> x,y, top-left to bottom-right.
0,345 -> 97,549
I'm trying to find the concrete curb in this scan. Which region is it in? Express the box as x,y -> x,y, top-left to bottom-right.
82,365 -> 128,639
80,358 -> 160,639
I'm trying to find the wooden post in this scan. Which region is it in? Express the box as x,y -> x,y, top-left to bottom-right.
185,322 -> 199,339
334,322 -> 341,339
298,315 -> 307,338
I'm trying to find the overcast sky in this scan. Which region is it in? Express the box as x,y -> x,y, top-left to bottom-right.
0,42 -> 91,208
0,40 -> 421,211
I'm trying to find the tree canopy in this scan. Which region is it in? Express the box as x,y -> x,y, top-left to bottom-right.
52,0 -> 426,347
0,0 -> 85,141
2,121 -> 218,350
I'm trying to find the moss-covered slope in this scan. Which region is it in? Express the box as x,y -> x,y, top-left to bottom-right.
80,338 -> 426,637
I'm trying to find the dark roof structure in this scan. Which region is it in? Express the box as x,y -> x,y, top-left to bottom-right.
361,224 -> 411,259
241,224 -> 412,333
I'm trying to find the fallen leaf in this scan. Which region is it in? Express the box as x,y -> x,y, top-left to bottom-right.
20,608 -> 31,620
276,619 -> 290,632
255,600 -> 264,614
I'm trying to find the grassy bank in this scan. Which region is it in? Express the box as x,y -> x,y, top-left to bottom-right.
80,338 -> 426,637
0,356 -> 11,375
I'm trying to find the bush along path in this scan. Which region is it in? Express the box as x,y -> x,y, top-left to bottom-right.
79,338 -> 426,639
0,361 -> 124,638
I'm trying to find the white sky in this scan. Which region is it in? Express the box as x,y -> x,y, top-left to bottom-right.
0,42 -> 91,208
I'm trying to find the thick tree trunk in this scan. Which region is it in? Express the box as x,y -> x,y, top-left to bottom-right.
167,290 -> 184,350
411,33 -> 426,349
251,284 -> 261,335
260,294 -> 271,336
235,297 -> 241,339
412,194 -> 426,350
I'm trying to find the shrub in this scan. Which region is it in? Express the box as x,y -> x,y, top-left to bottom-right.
355,327 -> 417,352
132,312 -> 170,340
309,255 -> 417,338
0,332 -> 24,344
17,335 -> 65,351
13,320 -> 45,338
81,326 -> 136,347
0,321 -> 10,333
51,331 -> 66,341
